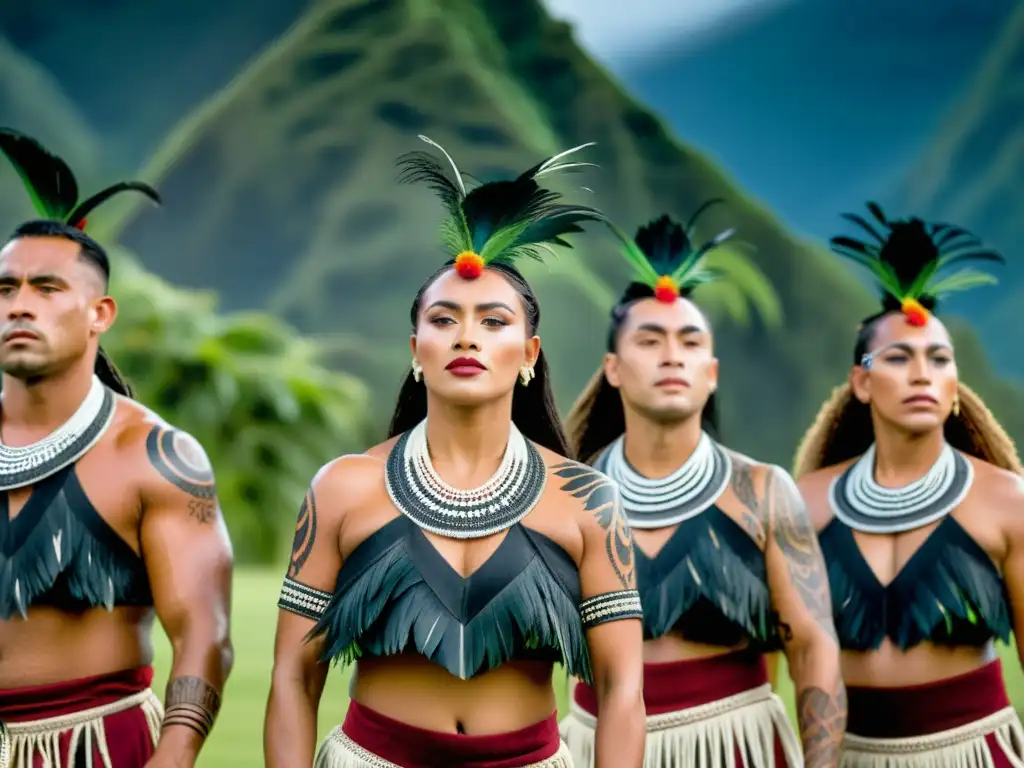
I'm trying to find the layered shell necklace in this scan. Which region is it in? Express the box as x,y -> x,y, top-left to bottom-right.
0,375 -> 116,491
385,419 -> 547,539
597,431 -> 731,529
829,442 -> 973,534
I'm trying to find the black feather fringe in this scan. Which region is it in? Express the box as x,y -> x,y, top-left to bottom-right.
0,480 -> 151,620
637,510 -> 780,650
820,517 -> 1010,652
312,532 -> 593,683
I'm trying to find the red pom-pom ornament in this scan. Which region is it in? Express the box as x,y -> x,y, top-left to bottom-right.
900,298 -> 929,327
454,251 -> 484,279
653,275 -> 680,303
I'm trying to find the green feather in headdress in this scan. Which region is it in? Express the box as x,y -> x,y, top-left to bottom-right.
601,203 -> 779,325
395,134 -> 606,278
0,127 -> 160,231
830,201 -> 1003,326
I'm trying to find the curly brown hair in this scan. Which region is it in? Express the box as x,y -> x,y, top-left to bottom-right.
793,381 -> 1022,479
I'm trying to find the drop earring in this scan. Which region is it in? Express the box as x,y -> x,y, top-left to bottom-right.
952,394 -> 960,417
519,366 -> 535,386
411,359 -> 423,383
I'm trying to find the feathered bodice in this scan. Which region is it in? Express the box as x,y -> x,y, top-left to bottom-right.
819,515 -> 1010,651
636,506 -> 780,650
312,516 -> 591,682
0,465 -> 152,619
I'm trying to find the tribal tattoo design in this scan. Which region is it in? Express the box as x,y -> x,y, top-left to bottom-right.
552,462 -> 634,588
162,676 -> 222,740
146,426 -> 217,523
287,486 -> 317,579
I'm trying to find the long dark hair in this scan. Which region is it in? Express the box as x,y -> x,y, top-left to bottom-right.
387,262 -> 570,456
9,220 -> 135,398
567,287 -> 720,464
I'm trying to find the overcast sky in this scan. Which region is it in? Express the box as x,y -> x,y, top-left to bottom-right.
540,0 -> 792,62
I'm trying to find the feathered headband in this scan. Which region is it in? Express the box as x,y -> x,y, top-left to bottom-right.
0,127 -> 160,233
396,134 -> 606,278
830,202 -> 1003,327
605,201 -> 737,303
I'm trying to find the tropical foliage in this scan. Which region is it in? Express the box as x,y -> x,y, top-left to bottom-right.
102,249 -> 371,564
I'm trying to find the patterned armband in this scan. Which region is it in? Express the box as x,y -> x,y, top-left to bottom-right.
580,589 -> 643,630
278,576 -> 333,621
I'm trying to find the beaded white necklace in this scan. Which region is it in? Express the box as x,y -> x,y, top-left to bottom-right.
829,442 -> 973,534
0,375 -> 115,491
385,419 -> 547,539
598,431 -> 731,529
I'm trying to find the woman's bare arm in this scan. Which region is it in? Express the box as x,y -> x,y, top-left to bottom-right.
553,461 -> 646,768
264,459 -> 358,767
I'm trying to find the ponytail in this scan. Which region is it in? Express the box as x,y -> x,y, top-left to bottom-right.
95,345 -> 134,398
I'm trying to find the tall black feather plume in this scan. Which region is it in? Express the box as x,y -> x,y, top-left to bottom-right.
0,127 -> 161,232
830,201 -> 1005,314
0,128 -> 79,220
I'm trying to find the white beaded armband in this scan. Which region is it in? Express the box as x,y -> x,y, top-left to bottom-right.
278,577 -> 332,621
580,589 -> 643,630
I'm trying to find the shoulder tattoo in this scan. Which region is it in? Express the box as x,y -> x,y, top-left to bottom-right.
146,426 -> 217,523
767,467 -> 837,640
729,459 -> 768,546
552,462 -> 634,589
287,487 -> 317,579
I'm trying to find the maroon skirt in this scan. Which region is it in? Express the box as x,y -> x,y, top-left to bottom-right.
333,699 -> 563,767
569,650 -> 796,767
0,667 -> 160,768
845,659 -> 1022,766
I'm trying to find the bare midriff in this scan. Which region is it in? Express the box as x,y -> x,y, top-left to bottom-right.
350,654 -> 558,734
0,605 -> 155,689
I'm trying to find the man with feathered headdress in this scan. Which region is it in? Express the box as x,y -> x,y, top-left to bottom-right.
0,129 -> 234,767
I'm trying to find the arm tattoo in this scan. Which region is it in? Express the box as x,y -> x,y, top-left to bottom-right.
552,462 -> 634,588
730,460 -> 768,547
146,426 -> 217,523
162,675 -> 221,740
768,468 -> 837,641
286,487 -> 317,578
798,681 -> 847,768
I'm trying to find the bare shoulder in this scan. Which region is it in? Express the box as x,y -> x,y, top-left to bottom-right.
720,449 -> 774,546
311,452 -> 386,513
540,446 -> 617,517
967,456 -> 1024,533
540,448 -> 634,589
108,399 -> 216,510
795,460 -> 851,531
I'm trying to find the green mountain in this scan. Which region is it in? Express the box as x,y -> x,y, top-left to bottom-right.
53,0 -> 1024,463
894,2 -> 1024,376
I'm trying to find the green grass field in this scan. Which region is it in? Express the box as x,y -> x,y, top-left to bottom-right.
151,569 -> 1024,766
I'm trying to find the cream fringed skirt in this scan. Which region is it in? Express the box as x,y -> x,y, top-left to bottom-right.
562,651 -> 801,768
840,708 -> 1024,768
841,660 -> 1024,768
316,700 -> 573,768
4,689 -> 162,768
560,681 -> 800,768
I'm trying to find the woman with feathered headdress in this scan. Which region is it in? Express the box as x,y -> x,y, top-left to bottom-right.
794,203 -> 1023,768
265,135 -> 645,767
559,207 -> 840,768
